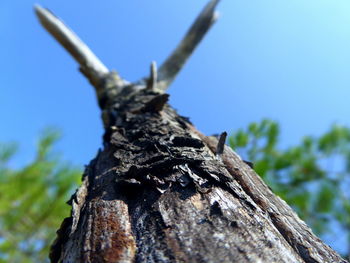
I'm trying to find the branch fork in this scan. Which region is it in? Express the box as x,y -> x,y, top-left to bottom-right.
34,0 -> 220,107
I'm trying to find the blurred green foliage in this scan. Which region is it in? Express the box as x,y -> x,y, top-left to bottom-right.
230,119 -> 350,256
0,129 -> 81,263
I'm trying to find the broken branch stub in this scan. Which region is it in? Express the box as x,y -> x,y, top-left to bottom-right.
146,61 -> 158,90
157,0 -> 220,90
216,131 -> 227,158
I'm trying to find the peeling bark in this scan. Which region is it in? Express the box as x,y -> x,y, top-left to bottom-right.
49,89 -> 347,263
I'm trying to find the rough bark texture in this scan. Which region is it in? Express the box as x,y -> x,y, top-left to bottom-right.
49,88 -> 347,263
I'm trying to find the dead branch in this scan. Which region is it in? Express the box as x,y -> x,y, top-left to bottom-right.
157,0 -> 220,90
34,5 -> 109,88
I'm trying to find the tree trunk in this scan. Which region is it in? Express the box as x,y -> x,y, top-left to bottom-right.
48,89 -> 346,263
35,2 -> 347,263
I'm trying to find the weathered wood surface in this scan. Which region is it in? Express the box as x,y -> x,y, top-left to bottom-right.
49,87 -> 346,263
35,1 -> 347,262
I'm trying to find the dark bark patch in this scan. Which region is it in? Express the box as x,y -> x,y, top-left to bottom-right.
243,160 -> 254,169
142,94 -> 169,112
178,174 -> 191,187
230,221 -> 238,228
131,94 -> 169,113
296,244 -> 319,263
116,180 -> 144,200
171,136 -> 204,148
49,217 -> 73,263
210,201 -> 223,217
176,115 -> 192,128
266,240 -> 273,248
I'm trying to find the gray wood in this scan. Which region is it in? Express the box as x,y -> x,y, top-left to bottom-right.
157,0 -> 220,90
35,5 -> 109,88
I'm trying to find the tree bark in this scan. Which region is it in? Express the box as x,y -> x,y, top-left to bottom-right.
35,2 -> 347,263
48,88 -> 346,263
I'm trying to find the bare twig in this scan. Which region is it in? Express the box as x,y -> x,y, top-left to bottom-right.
34,5 -> 109,87
146,61 -> 158,90
216,131 -> 227,158
157,0 -> 220,90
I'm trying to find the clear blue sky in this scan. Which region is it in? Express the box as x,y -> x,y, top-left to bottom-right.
2,0 -> 350,254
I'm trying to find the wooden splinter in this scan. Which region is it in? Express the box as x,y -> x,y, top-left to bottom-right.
216,131 -> 227,157
147,61 -> 158,90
